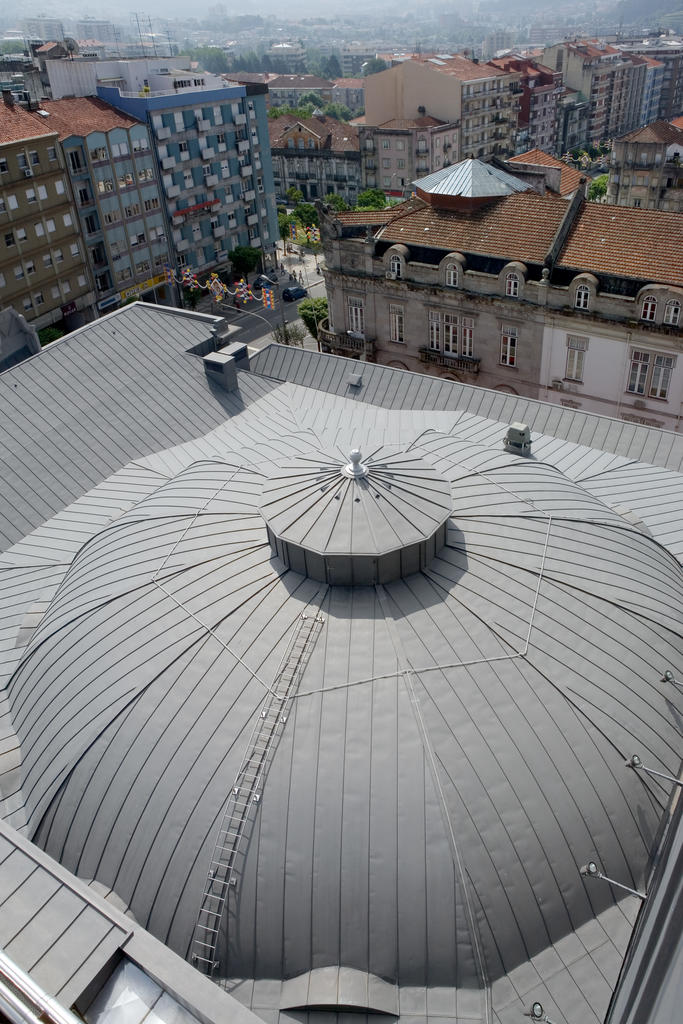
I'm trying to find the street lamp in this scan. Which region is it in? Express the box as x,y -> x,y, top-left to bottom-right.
579,860 -> 646,900
626,754 -> 683,787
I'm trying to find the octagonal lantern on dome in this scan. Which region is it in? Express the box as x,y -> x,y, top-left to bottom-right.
260,445 -> 453,585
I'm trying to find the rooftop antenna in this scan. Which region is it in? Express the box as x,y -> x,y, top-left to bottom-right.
132,13 -> 145,57
147,17 -> 158,58
166,30 -> 174,58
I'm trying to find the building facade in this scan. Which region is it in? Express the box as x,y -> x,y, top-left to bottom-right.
363,55 -> 522,165
269,115 -> 360,204
359,117 -> 459,195
42,57 -> 279,277
331,78 -> 365,115
0,94 -> 94,331
543,41 -> 644,148
319,160 -> 683,431
607,120 -> 683,212
38,97 -> 173,313
489,57 -> 561,155
267,75 -> 335,109
618,37 -> 683,121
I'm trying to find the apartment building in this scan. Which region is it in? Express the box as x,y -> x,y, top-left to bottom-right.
0,93 -> 94,331
340,45 -> 377,77
331,78 -> 365,115
543,41 -> 644,147
359,117 -> 459,195
319,158 -> 683,430
44,58 -> 279,276
267,75 -> 335,109
38,98 -> 173,312
607,120 -> 683,212
489,57 -> 561,154
269,115 -> 360,204
363,55 -> 521,166
555,87 -> 590,154
618,37 -> 683,121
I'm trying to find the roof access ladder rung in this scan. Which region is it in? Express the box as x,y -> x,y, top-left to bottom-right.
190,611 -> 324,975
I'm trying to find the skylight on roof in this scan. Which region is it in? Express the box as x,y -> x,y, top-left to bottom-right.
429,59 -> 446,65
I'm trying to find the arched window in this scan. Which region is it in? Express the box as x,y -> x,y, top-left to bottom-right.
446,262 -> 458,287
390,254 -> 402,279
505,272 -> 520,297
664,299 -> 680,327
575,284 -> 590,310
641,295 -> 657,321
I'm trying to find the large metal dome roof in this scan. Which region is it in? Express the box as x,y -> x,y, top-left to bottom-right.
4,390 -> 682,1024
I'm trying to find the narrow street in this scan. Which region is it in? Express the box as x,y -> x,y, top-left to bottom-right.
194,246 -> 327,354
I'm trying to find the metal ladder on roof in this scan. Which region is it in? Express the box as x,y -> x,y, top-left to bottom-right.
190,611 -> 324,976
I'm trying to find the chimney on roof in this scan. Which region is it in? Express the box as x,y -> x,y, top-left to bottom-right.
203,341 -> 250,392
2,89 -> 14,107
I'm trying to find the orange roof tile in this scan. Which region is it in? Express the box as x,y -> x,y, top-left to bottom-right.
376,191 -> 568,263
509,148 -> 585,196
558,204 -> 683,287
268,115 -> 359,152
333,78 -> 364,88
37,98 -> 141,139
671,115 -> 683,131
0,103 -> 57,145
618,119 -> 683,145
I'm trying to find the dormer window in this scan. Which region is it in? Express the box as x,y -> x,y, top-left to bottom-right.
664,299 -> 680,327
446,263 -> 458,287
641,295 -> 657,321
575,284 -> 590,310
390,254 -> 402,279
505,272 -> 520,297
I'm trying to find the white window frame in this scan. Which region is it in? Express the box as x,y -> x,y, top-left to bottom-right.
348,296 -> 364,334
445,262 -> 458,287
389,304 -> 404,343
390,254 -> 402,279
565,335 -> 588,381
575,284 -> 590,310
505,272 -> 520,297
640,295 -> 657,321
429,311 -> 441,351
500,324 -> 517,366
663,300 -> 680,327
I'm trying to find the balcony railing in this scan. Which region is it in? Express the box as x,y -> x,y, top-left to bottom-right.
319,322 -> 374,356
419,348 -> 480,373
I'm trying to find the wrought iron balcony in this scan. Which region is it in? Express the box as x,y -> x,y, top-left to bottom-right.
319,321 -> 373,356
419,347 -> 480,373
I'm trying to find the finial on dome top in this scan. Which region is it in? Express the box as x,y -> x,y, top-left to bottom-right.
342,448 -> 369,479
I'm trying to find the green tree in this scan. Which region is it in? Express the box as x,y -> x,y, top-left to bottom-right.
362,57 -> 388,76
286,187 -> 304,205
0,40 -> 25,54
588,174 -> 608,202
299,91 -> 325,108
229,245 -> 261,275
273,321 -> 307,347
298,297 -> 328,341
182,286 -> 201,310
278,209 -> 297,240
292,202 -> 318,227
38,326 -> 65,346
324,193 -> 350,211
321,54 -> 342,79
356,188 -> 387,210
321,102 -> 352,121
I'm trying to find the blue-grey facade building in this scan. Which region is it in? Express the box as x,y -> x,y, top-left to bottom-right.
98,80 -> 278,277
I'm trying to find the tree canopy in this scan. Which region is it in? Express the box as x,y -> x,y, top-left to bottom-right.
229,245 -> 261,275
298,297 -> 328,341
356,188 -> 387,210
292,202 -> 319,227
362,57 -> 388,76
588,174 -> 608,202
324,193 -> 350,211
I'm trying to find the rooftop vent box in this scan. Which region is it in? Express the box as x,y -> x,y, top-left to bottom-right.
347,372 -> 363,388
203,341 -> 249,391
504,421 -> 531,455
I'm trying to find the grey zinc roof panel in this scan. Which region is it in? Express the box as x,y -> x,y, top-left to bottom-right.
249,345 -> 683,470
414,160 -> 531,198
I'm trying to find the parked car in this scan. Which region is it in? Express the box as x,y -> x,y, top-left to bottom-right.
282,285 -> 308,301
253,274 -> 275,289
